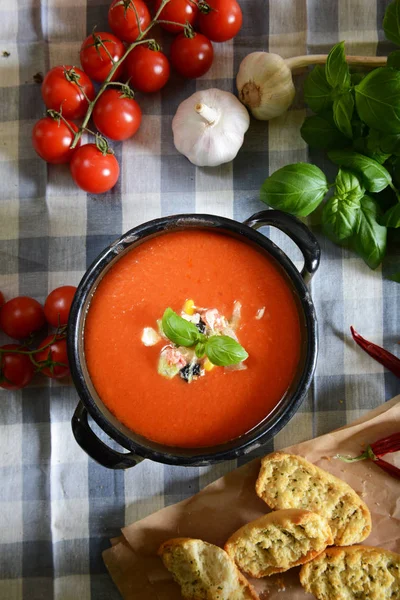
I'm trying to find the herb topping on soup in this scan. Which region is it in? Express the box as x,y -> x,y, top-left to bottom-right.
141,300 -> 249,383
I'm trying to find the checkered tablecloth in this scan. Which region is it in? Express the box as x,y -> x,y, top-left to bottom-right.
0,0 -> 399,598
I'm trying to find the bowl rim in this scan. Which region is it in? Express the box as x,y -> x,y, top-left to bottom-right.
67,213 -> 318,466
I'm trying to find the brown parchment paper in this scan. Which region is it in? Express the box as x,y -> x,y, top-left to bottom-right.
103,397 -> 400,599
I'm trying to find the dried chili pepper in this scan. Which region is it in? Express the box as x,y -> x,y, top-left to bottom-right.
350,326 -> 400,378
336,432 -> 400,479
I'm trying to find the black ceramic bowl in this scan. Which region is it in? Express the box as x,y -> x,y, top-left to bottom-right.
67,210 -> 320,469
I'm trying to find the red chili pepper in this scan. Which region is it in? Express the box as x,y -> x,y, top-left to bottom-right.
336,432 -> 400,480
350,326 -> 400,378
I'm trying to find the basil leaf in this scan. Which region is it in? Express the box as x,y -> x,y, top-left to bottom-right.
353,195 -> 387,269
388,49 -> 400,70
162,308 -> 201,347
300,115 -> 348,149
333,91 -> 354,138
205,335 -> 248,367
352,136 -> 391,164
381,203 -> 400,227
383,0 -> 400,46
355,67 -> 400,134
260,163 -> 329,217
335,169 -> 365,202
367,129 -> 400,154
328,150 -> 392,192
195,342 -> 206,359
322,195 -> 360,240
304,65 -> 333,113
389,271 -> 400,283
325,41 -> 351,89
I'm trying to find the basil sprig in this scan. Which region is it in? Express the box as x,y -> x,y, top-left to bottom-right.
161,308 -> 248,367
259,11 -> 400,278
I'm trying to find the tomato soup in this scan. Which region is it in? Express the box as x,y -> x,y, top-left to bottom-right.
84,230 -> 302,447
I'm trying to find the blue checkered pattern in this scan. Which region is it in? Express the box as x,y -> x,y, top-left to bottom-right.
0,0 -> 399,598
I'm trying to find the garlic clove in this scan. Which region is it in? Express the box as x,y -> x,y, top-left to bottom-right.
236,51 -> 296,121
172,88 -> 250,167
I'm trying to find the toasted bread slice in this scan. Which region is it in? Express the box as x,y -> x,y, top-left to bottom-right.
299,545 -> 400,600
255,452 -> 371,546
224,509 -> 333,577
158,538 -> 259,600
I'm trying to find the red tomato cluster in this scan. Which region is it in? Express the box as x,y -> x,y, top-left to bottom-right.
32,0 -> 242,194
0,286 -> 77,390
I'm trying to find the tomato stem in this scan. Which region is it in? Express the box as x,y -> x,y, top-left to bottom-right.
47,109 -> 76,136
70,0 -> 173,150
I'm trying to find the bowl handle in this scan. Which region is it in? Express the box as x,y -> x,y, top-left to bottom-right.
71,402 -> 144,469
243,210 -> 320,284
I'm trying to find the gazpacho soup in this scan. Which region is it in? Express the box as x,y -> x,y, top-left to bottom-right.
84,229 -> 303,448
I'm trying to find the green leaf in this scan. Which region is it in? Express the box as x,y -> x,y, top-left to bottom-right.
353,195 -> 387,269
322,195 -> 360,240
304,65 -> 333,113
352,136 -> 391,164
325,41 -> 351,89
300,115 -> 348,149
260,163 -> 329,217
367,129 -> 400,154
381,202 -> 400,227
162,308 -> 201,347
384,0 -> 400,46
195,342 -> 206,359
355,67 -> 400,134
205,335 -> 248,367
389,271 -> 400,282
333,90 -> 354,138
328,150 -> 392,192
335,169 -> 365,202
387,49 -> 400,70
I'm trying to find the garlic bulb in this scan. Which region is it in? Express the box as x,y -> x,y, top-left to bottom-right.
172,88 -> 250,167
236,51 -> 387,121
236,52 -> 295,121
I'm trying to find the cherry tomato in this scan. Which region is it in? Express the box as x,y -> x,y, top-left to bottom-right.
93,89 -> 142,141
0,292 -> 4,308
198,0 -> 242,42
41,66 -> 95,120
108,0 -> 151,43
32,117 -> 80,164
35,336 -> 70,379
44,286 -> 77,328
124,45 -> 170,93
155,0 -> 198,33
70,144 -> 120,194
170,32 -> 213,79
0,344 -> 35,390
80,32 -> 125,82
0,297 -> 46,339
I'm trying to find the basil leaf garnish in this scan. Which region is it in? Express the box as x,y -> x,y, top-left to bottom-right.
328,150 -> 392,193
325,41 -> 351,89
355,68 -> 400,134
162,308 -> 202,347
205,335 -> 248,367
381,203 -> 400,228
304,65 -> 333,114
383,0 -> 400,46
195,342 -> 206,359
333,90 -> 354,138
353,196 -> 387,269
300,115 -> 347,150
260,163 -> 329,217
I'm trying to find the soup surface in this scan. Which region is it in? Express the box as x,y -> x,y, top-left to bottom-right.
84,229 -> 302,447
